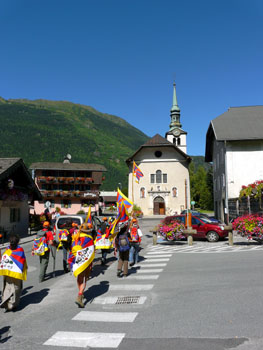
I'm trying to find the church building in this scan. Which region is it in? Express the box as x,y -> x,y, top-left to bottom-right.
126,83 -> 191,216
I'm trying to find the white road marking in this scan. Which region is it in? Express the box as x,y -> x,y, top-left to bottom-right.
137,263 -> 167,267
141,258 -> 169,262
145,254 -> 172,258
137,269 -> 163,273
93,296 -> 147,304
73,311 -> 138,322
109,284 -> 154,291
44,331 -> 125,348
127,275 -> 159,280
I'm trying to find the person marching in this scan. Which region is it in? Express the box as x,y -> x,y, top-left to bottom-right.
68,223 -> 95,308
32,221 -> 54,282
0,234 -> 27,311
57,221 -> 73,273
115,221 -> 130,277
129,218 -> 143,266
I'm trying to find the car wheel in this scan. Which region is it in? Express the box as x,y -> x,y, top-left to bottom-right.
206,231 -> 219,242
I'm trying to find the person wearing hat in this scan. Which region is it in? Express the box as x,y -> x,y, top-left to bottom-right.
68,223 -> 95,308
32,221 -> 54,282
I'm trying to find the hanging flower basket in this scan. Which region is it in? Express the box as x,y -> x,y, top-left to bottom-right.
232,214 -> 263,241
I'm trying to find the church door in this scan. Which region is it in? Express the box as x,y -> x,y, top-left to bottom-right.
153,196 -> 165,215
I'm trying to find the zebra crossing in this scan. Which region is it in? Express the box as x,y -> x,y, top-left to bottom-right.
148,241 -> 263,253
43,250 -> 172,348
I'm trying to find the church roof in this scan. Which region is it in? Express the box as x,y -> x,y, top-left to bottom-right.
205,106 -> 263,162
126,133 -> 191,164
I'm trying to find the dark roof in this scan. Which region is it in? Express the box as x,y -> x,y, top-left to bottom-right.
212,106 -> 263,141
0,158 -> 21,177
126,133 -> 191,164
0,158 -> 42,200
30,162 -> 107,172
205,106 -> 263,162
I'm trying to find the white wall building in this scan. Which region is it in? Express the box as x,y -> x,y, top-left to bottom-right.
127,84 -> 191,216
205,106 -> 263,222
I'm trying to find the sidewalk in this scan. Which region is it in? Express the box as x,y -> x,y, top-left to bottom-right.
0,231 -> 37,250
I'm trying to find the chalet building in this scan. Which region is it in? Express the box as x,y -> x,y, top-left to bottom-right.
205,106 -> 263,223
0,158 -> 41,236
127,83 -> 191,216
30,157 -> 106,215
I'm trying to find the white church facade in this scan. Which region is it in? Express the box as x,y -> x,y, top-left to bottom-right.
126,84 -> 191,216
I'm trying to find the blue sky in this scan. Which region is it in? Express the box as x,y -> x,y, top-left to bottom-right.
1,0 -> 263,156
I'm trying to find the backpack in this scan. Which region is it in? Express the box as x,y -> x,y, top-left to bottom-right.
118,234 -> 130,252
130,227 -> 139,242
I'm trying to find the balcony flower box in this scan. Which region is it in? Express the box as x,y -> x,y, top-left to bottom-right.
38,176 -> 46,183
54,191 -> 60,197
85,177 -> 93,183
67,177 -> 75,183
74,191 -> 80,197
47,176 -> 55,182
76,177 -> 85,183
58,177 -> 65,182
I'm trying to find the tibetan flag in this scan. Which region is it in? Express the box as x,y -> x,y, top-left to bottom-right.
117,188 -> 133,209
133,161 -> 144,183
68,234 -> 95,277
85,205 -> 92,224
32,237 -> 48,256
57,229 -> 69,250
0,246 -> 27,281
110,202 -> 129,235
95,228 -> 113,250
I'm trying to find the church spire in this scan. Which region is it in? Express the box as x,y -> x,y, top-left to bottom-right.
169,82 -> 181,130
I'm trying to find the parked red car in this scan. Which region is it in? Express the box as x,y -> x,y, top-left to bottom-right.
169,215 -> 228,242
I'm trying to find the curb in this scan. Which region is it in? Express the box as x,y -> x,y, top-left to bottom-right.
0,234 -> 36,250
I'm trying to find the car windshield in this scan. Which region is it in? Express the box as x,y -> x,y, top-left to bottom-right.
57,217 -> 81,229
199,216 -> 214,224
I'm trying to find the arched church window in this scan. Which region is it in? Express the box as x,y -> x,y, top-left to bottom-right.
140,187 -> 145,198
156,170 -> 162,183
177,137 -> 181,145
172,187 -> 178,197
173,138 -> 176,144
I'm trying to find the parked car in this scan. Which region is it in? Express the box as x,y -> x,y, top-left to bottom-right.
54,214 -> 102,240
180,210 -> 221,223
170,214 -> 228,242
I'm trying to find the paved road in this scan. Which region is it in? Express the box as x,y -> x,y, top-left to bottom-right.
1,219 -> 263,349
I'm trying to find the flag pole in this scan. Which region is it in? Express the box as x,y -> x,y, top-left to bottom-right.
132,161 -> 134,213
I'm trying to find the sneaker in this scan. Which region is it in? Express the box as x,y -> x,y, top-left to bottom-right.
117,270 -> 122,278
129,262 -> 135,267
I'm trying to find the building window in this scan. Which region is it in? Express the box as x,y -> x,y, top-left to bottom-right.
10,208 -> 21,223
140,187 -> 145,198
156,170 -> 162,183
150,170 -> 168,184
61,200 -> 71,208
172,187 -> 177,197
222,174 -> 225,188
177,137 -> 181,145
155,151 -> 162,158
173,138 -> 176,144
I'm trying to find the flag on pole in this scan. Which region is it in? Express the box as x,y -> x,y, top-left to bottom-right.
85,205 -> 92,224
133,161 -> 144,183
117,188 -> 133,209
111,202 -> 129,234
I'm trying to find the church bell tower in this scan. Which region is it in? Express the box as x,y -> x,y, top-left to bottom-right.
166,82 -> 187,154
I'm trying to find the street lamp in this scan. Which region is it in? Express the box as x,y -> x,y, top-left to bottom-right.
118,183 -> 122,190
